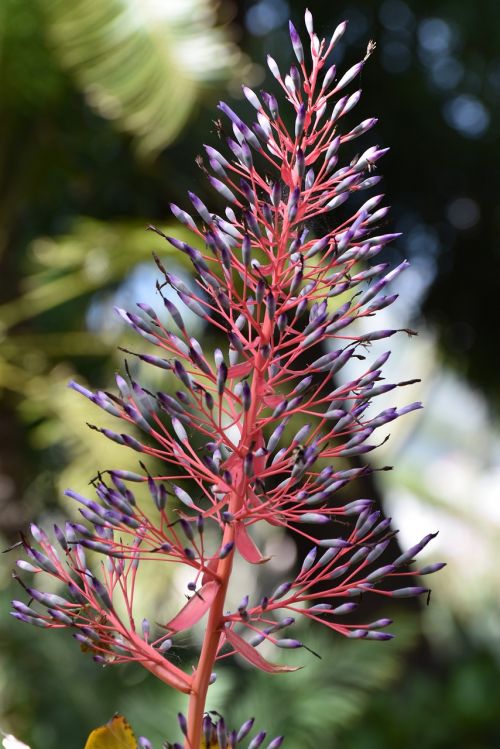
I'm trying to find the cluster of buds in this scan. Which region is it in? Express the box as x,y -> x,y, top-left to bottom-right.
156,713 -> 283,749
10,10 -> 443,747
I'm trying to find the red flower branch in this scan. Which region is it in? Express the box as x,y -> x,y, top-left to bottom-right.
11,11 -> 443,748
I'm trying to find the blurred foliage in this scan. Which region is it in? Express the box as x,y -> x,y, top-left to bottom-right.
341,642 -> 500,749
41,0 -> 243,159
1,0 -> 500,746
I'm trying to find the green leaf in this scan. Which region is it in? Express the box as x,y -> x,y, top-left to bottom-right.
40,0 -> 242,158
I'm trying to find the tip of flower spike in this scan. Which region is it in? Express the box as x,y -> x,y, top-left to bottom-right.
304,9 -> 314,35
289,20 -> 304,64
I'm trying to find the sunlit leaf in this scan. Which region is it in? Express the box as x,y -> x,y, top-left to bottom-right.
83,714 -> 136,749
41,0 -> 243,158
2,735 -> 31,749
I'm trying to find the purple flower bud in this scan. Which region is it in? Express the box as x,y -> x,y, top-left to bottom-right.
178,713 -> 188,736
208,176 -> 237,204
12,601 -> 37,617
48,608 -> 73,625
243,86 -> 261,110
344,90 -> 362,116
393,532 -> 439,566
390,586 -> 430,598
266,738 -> 285,749
298,513 -> 329,525
295,103 -> 306,139
365,564 -> 396,583
366,539 -> 391,564
275,638 -> 301,650
11,611 -> 49,628
217,362 -> 228,396
219,542 -> 235,559
249,732 -> 267,749
16,560 -> 40,573
355,510 -> 381,538
292,424 -> 311,444
332,603 -> 359,615
300,547 -> 318,574
26,548 -> 58,575
325,192 -> 350,211
271,581 -> 292,600
217,718 -> 227,749
173,486 -> 196,509
188,191 -> 212,223
89,575 -> 113,610
288,20 -> 304,63
319,537 -> 351,549
237,718 -> 255,742
170,203 -> 197,231
139,738 -> 153,749
322,63 -> 337,91
419,562 -> 446,575
67,582 -> 87,605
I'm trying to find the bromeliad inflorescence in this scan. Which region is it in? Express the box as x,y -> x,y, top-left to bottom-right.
10,11 -> 444,748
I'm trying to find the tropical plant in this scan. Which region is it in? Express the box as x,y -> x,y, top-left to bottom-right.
9,11 -> 443,748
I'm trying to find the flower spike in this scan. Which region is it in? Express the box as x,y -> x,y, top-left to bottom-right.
11,12 -> 443,748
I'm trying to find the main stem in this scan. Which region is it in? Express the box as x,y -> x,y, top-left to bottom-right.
185,527 -> 235,748
185,343 -> 269,748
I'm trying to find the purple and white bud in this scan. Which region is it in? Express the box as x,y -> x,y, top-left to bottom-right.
243,85 -> 261,111
241,381 -> 252,412
267,55 -> 281,80
419,562 -> 446,575
295,103 -> 306,139
237,718 -> 255,742
393,532 -> 438,566
249,732 -> 267,749
262,91 -> 279,120
89,575 -> 113,610
325,192 -> 350,211
322,63 -> 337,91
300,547 -> 318,574
390,587 -> 429,598
208,176 -> 237,204
330,20 -> 348,49
289,21 -> 304,63
298,513 -> 329,525
244,452 -> 254,477
26,548 -> 58,575
178,712 -> 188,736
334,61 -> 365,94
266,737 -> 285,749
366,539 -> 391,564
271,581 -> 292,601
12,601 -> 37,617
304,8 -> 314,35
11,611 -> 49,628
319,537 -> 351,549
365,564 -> 396,583
170,203 -> 197,231
173,486 -> 196,509
355,510 -> 381,538
217,718 -> 227,749
331,603 -> 358,615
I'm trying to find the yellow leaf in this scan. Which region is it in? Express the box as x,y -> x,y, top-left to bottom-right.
83,715 -> 137,749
